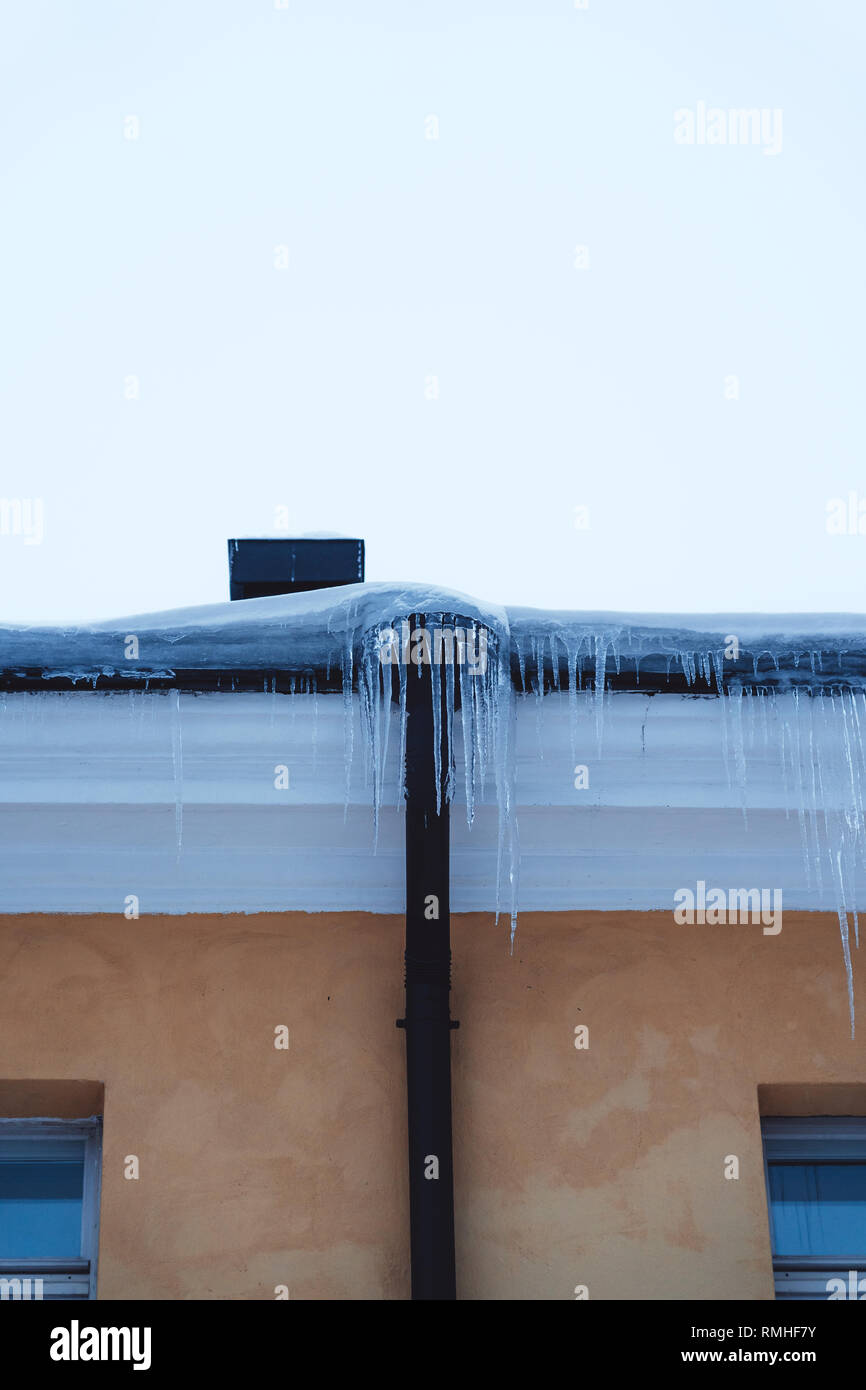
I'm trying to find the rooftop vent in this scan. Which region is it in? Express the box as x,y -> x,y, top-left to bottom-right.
227,537 -> 365,600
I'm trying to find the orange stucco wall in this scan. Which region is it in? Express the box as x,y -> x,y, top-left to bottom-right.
0,910 -> 863,1299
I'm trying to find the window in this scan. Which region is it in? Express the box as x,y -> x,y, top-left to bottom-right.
762,1116 -> 866,1300
0,1117 -> 102,1300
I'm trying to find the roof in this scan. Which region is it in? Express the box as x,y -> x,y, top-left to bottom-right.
1,582 -> 865,692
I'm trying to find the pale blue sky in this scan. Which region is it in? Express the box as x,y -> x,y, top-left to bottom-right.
1,0 -> 864,622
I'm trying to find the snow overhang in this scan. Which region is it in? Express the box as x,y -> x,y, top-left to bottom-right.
1,583 -> 866,693
0,583 -> 506,691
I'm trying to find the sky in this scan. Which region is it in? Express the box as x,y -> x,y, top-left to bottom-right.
1,0 -> 865,623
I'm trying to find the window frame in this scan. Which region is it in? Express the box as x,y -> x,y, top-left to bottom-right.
0,1115 -> 102,1300
761,1115 -> 866,1301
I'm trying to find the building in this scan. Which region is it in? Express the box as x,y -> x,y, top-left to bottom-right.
1,543 -> 865,1300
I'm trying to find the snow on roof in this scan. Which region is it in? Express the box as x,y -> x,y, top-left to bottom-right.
0,583 -> 503,677
1,582 -> 865,683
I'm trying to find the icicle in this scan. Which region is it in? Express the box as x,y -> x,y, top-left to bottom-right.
567,642 -> 579,769
488,627 -> 519,945
725,685 -> 749,828
423,617 -> 442,817
341,634 -> 354,823
397,652 -> 408,809
170,689 -> 183,861
358,627 -> 384,845
832,849 -> 856,1039
461,655 -> 477,827
444,641 -> 456,809
379,645 -> 394,823
806,695 -> 823,897
515,635 -> 527,693
593,635 -> 608,747
550,633 -> 560,690
530,635 -> 545,764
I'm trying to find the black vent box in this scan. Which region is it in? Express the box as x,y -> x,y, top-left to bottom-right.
228,538 -> 365,600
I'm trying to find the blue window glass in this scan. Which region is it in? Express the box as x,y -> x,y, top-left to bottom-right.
0,1143 -> 85,1259
762,1118 -> 866,1299
768,1163 -> 866,1258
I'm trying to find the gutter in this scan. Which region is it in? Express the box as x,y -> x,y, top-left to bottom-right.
5,650 -> 866,696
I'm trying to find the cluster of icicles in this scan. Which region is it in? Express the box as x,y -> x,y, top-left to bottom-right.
144,616 -> 865,1034
340,621 -> 866,1036
350,616 -> 520,938
722,684 -> 866,1037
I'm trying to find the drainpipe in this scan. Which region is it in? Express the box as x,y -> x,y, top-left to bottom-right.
397,618 -> 458,1299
